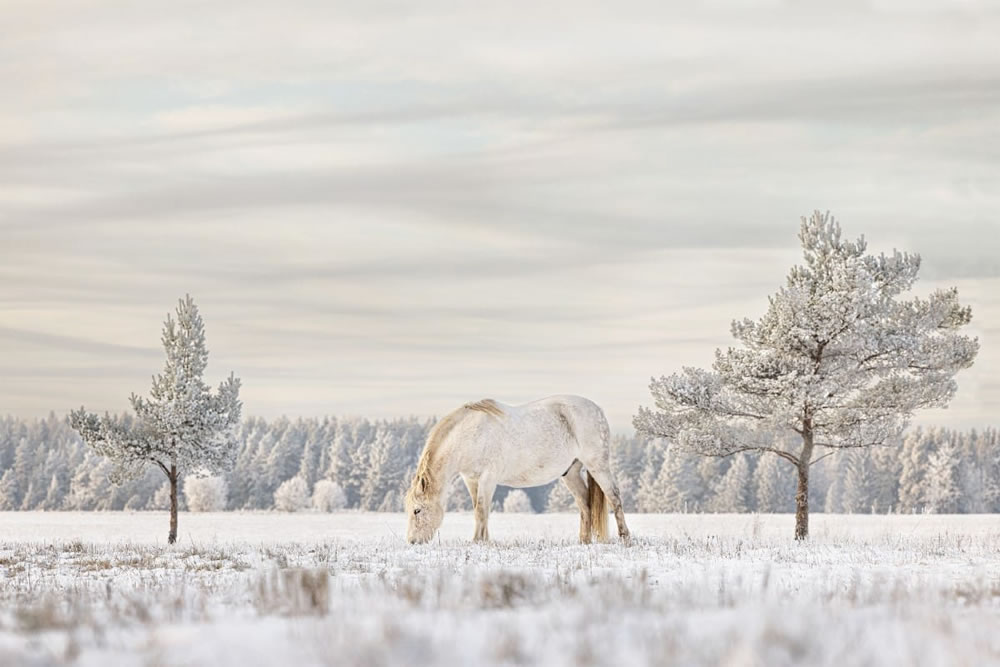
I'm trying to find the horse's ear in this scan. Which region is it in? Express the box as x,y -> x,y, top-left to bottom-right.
419,476 -> 427,492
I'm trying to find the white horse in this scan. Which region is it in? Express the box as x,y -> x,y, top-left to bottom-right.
405,395 -> 630,544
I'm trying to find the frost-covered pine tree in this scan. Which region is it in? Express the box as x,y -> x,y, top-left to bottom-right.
69,295 -> 242,543
708,454 -> 752,513
981,429 -> 1000,512
636,439 -> 668,512
446,476 -> 474,511
545,477 -> 580,512
296,419 -> 329,488
346,420 -> 375,507
42,473 -> 64,510
610,434 -> 643,512
359,426 -> 394,511
0,437 -> 33,510
327,421 -> 360,507
184,475 -> 228,512
148,481 -> 172,510
274,475 -> 309,512
824,470 -> 844,513
635,212 -> 978,539
502,489 -> 534,513
270,422 -> 306,490
695,457 -> 726,511
898,428 -> 932,512
841,449 -> 875,514
755,453 -> 795,513
311,479 -> 347,512
870,443 -> 901,514
924,442 -> 960,513
653,445 -> 700,512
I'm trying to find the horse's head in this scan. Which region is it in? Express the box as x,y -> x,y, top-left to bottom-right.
405,474 -> 444,544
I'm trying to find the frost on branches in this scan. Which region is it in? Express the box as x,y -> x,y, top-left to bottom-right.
274,475 -> 309,512
502,489 -> 534,513
184,475 -> 228,512
634,212 -> 978,539
311,479 -> 347,512
69,295 -> 242,543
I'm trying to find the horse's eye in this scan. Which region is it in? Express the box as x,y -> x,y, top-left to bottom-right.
413,509 -> 422,515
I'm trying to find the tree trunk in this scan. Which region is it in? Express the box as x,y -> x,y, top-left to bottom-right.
794,460 -> 809,540
168,464 -> 178,545
795,432 -> 815,541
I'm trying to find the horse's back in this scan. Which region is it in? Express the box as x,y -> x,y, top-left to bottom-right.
528,395 -> 608,435
461,394 -> 602,421
506,395 -> 611,485
518,394 -> 603,418
442,395 -> 612,486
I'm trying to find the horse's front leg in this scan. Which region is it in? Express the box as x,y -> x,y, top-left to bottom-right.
462,474 -> 481,540
474,476 -> 496,542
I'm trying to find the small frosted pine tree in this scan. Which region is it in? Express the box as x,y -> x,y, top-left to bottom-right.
546,478 -> 580,512
502,489 -> 534,513
148,481 -> 172,510
312,479 -> 347,512
69,296 -> 241,543
446,477 -> 474,511
274,476 -> 309,512
184,475 -> 228,512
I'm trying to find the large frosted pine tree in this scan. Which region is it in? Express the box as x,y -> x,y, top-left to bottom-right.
70,295 -> 242,543
635,212 -> 978,539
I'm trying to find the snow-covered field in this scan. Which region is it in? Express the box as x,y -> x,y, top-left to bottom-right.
2,512 -> 999,666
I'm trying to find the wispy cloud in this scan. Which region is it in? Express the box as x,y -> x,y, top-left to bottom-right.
2,1 -> 998,428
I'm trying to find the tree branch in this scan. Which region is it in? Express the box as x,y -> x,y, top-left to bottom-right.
701,445 -> 799,466
811,440 -> 892,451
809,451 -> 838,466
152,458 -> 170,477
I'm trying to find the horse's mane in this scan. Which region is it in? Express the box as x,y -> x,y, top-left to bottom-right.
409,399 -> 504,499
463,398 -> 504,418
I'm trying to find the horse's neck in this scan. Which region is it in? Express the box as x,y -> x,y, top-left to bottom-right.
423,439 -> 458,506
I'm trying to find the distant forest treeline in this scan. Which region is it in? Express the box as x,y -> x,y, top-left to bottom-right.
1,414 -> 998,514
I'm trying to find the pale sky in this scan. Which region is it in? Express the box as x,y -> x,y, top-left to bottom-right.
2,1 -> 998,432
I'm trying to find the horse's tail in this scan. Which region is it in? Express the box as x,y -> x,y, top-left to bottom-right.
587,471 -> 607,542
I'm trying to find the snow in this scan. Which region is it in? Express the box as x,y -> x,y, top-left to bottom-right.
2,512 -> 1000,666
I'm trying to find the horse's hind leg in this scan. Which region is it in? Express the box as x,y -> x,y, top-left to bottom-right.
561,460 -> 592,544
584,465 -> 630,540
